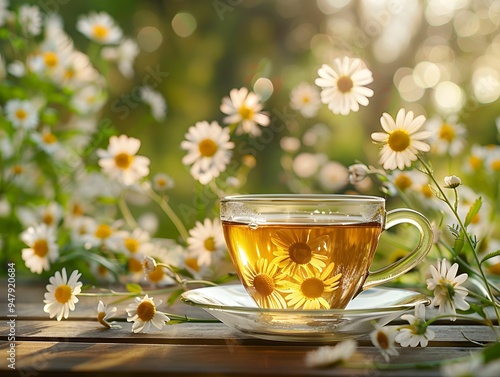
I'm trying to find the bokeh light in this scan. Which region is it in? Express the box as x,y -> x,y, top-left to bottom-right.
171,12 -> 197,38
137,26 -> 163,52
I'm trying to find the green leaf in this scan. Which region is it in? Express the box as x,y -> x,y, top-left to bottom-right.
464,197 -> 482,227
467,303 -> 487,319
482,342 -> 500,364
126,283 -> 143,294
453,235 -> 465,254
167,288 -> 184,305
480,250 -> 500,265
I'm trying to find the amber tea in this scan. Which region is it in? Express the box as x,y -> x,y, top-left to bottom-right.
220,194 -> 433,310
222,220 -> 383,310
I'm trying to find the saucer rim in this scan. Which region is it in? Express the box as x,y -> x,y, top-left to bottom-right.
180,284 -> 430,315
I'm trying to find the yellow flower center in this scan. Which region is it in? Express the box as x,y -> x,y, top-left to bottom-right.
124,238 -> 139,253
253,273 -> 275,297
42,132 -> 57,144
114,153 -> 133,169
148,267 -> 165,283
97,311 -> 110,328
421,184 -> 433,198
42,213 -> 55,226
65,68 -> 75,80
491,160 -> 500,172
302,95 -> 311,104
388,130 -> 410,152
238,105 -> 254,120
95,224 -> 112,239
394,174 -> 412,191
198,139 -> 218,157
439,123 -> 455,142
301,277 -> 325,298
288,242 -> 312,265
92,24 -> 109,40
33,239 -> 49,257
54,284 -> 72,304
468,155 -> 482,171
376,331 -> 390,350
488,263 -> 500,275
15,109 -> 27,120
337,76 -> 354,93
204,236 -> 216,252
72,203 -> 84,217
12,165 -> 24,175
185,257 -> 200,272
136,300 -> 156,322
156,177 -> 167,188
128,258 -> 143,273
43,51 -> 58,68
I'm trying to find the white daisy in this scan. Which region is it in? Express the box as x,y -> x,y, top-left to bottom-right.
395,303 -> 435,347
102,38 -> 139,78
82,220 -> 125,251
140,86 -> 167,121
126,294 -> 170,333
4,99 -> 39,129
371,108 -> 432,170
317,160 -> 349,192
71,85 -> 106,115
220,87 -> 270,137
152,172 -> 174,192
444,175 -> 462,189
43,268 -> 83,321
426,115 -> 467,157
120,228 -> 151,256
31,126 -> 60,154
186,218 -> 226,267
21,224 -> 59,274
97,300 -> 120,329
181,121 -> 234,184
305,340 -> 358,368
289,82 -> 321,118
485,145 -> 500,174
97,134 -> 151,186
19,5 -> 42,36
16,202 -> 63,229
370,325 -> 399,362
426,259 -> 470,320
315,56 -> 374,115
7,60 -> 25,77
77,12 -> 123,45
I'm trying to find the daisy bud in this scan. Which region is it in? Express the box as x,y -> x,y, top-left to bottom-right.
348,164 -> 369,184
143,256 -> 157,274
444,175 -> 462,189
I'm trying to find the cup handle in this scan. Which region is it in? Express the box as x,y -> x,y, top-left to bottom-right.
362,208 -> 433,291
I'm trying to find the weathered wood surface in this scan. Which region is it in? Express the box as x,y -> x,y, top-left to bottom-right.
0,283 -> 497,377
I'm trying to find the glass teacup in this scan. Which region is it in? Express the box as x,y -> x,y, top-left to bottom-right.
220,194 -> 433,310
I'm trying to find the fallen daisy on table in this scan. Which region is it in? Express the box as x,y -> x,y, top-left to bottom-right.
126,294 -> 170,333
97,300 -> 121,329
305,339 -> 358,368
43,268 -> 83,321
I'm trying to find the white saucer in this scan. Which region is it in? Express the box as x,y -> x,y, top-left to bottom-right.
181,284 -> 430,342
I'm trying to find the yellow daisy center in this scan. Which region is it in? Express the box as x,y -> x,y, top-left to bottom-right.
148,267 -> 165,283
97,264 -> 108,276
204,236 -> 216,252
65,68 -> 76,80
97,311 -> 110,328
95,224 -> 112,239
491,160 -> 500,172
124,238 -> 139,253
54,284 -> 72,304
33,239 -> 49,257
376,331 -> 390,350
337,76 -> 354,93
468,155 -> 482,171
114,153 -> 133,169
301,277 -> 325,298
238,105 -> 254,120
12,165 -> 24,175
136,300 -> 156,322
15,109 -> 27,120
42,213 -> 55,226
72,203 -> 84,217
421,184 -> 433,198
388,130 -> 410,152
302,95 -> 310,104
198,139 -> 218,157
156,177 -> 167,188
394,174 -> 412,191
92,24 -> 109,40
128,258 -> 143,273
185,257 -> 200,272
43,132 -> 57,144
253,273 -> 275,297
43,51 -> 58,68
288,242 -> 312,264
439,123 -> 455,142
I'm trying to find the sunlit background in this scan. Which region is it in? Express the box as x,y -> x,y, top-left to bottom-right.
4,0 -> 500,241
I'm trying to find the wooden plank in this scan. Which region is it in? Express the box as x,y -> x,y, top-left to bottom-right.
1,320 -> 497,346
0,340 -> 481,377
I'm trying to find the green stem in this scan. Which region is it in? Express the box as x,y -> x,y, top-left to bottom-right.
119,190 -> 138,229
417,156 -> 500,337
145,186 -> 189,242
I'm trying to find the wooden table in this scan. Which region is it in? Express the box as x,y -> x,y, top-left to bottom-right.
1,282 -> 497,377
